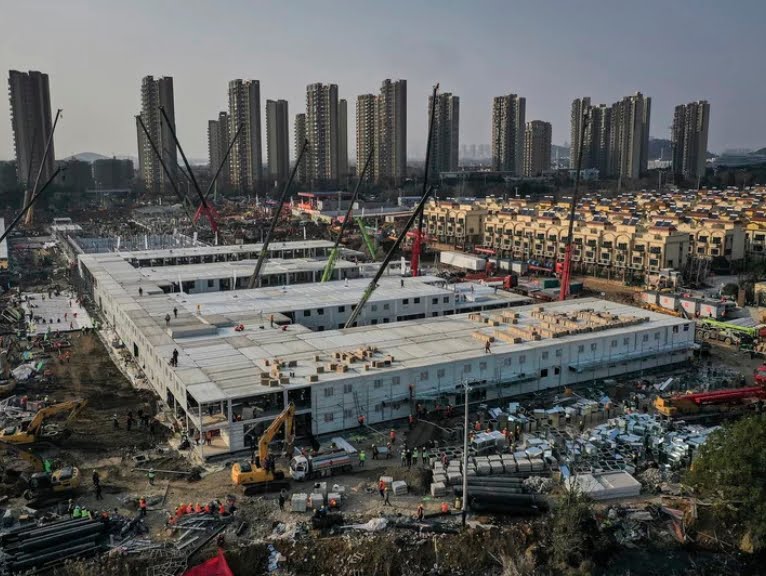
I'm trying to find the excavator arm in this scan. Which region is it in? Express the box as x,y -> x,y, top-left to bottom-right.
0,440 -> 44,472
258,402 -> 295,462
27,399 -> 88,437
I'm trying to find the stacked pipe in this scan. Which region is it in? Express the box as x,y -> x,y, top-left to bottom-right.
453,476 -> 549,516
0,517 -> 112,573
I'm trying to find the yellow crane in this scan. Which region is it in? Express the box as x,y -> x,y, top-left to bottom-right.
231,402 -> 295,494
0,399 -> 88,444
0,440 -> 81,501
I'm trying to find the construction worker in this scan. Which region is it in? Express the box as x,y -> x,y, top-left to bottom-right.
218,501 -> 226,516
358,450 -> 366,467
417,503 -> 425,521
195,502 -> 202,513
440,502 -> 449,514
92,470 -> 100,487
43,459 -> 53,473
371,444 -> 378,460
389,429 -> 396,444
173,307 -> 178,319
400,448 -> 407,467
485,340 -> 491,354
95,483 -> 103,501
378,479 -> 386,500
72,505 -> 82,519
204,502 -> 211,514
112,414 -> 119,430
474,420 -> 481,432
383,486 -> 392,507
164,313 -> 171,326
412,447 -> 420,467
357,414 -> 365,428
147,468 -> 156,485
408,414 -> 414,429
139,497 -> 147,518
67,498 -> 75,517
278,492 -> 286,511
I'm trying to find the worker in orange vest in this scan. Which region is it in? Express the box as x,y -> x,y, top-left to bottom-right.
138,497 -> 147,518
389,429 -> 396,444
186,503 -> 194,514
474,420 -> 481,432
378,479 -> 386,500
204,503 -> 211,514
195,503 -> 202,513
218,501 -> 226,515
440,502 -> 449,513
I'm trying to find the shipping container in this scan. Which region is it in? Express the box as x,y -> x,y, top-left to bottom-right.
439,251 -> 486,271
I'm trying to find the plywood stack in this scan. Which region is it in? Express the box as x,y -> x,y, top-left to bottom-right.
472,331 -> 495,344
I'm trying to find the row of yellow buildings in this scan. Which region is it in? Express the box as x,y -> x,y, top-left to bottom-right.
422,188 -> 766,274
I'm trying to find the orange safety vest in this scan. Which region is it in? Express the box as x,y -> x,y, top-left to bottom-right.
218,503 -> 225,515
204,504 -> 211,513
440,502 -> 449,513
195,503 -> 202,513
186,504 -> 194,514
139,499 -> 147,510
378,481 -> 385,491
389,431 -> 396,440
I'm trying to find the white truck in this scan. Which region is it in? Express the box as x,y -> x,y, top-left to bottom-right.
289,437 -> 357,481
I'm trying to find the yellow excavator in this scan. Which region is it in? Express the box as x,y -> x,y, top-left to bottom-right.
231,402 -> 295,495
0,399 -> 88,444
0,440 -> 81,501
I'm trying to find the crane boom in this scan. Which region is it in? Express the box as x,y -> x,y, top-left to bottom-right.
0,167 -> 62,246
159,106 -> 218,233
258,403 -> 295,463
0,440 -> 44,472
320,146 -> 374,283
194,122 -> 244,222
412,84 -> 439,277
356,218 -> 376,257
247,140 -> 309,289
344,186 -> 434,329
23,109 -> 61,226
559,108 -> 589,301
136,115 -> 195,223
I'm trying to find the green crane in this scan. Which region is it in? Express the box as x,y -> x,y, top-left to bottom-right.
320,147 -> 374,283
356,218 -> 376,258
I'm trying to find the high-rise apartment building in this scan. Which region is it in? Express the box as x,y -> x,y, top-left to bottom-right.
570,92 -> 651,179
672,100 -> 710,180
377,79 -> 407,182
136,75 -> 175,194
305,83 -> 339,183
8,70 -> 55,187
207,111 -> 229,190
523,120 -> 552,177
609,92 -> 651,180
491,94 -> 526,174
354,79 -> 408,183
228,79 -> 262,191
338,98 -> 348,179
294,113 -> 307,183
356,94 -> 378,181
428,92 -> 459,177
266,100 -> 290,185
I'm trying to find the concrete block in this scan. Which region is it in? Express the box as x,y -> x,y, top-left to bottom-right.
529,458 -> 545,471
431,482 -> 448,497
447,471 -> 463,485
516,458 -> 532,472
489,461 -> 505,475
488,455 -> 502,462
314,481 -> 328,496
331,484 -> 346,497
476,462 -> 492,476
503,459 -> 518,473
392,480 -> 408,496
433,473 -> 448,485
379,476 -> 394,488
309,493 -> 324,508
291,494 -> 307,512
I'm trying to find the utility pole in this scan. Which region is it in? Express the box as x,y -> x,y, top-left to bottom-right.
461,380 -> 470,527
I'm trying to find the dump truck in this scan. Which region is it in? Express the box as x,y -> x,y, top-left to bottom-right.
290,437 -> 357,481
231,403 -> 294,494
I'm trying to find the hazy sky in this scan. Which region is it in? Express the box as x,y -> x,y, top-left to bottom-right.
1,0 -> 765,161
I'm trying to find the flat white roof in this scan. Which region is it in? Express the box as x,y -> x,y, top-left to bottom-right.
173,275 -> 528,316
117,240 -> 338,261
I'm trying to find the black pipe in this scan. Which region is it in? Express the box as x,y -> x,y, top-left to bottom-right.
202,123 -> 244,202
413,84 -> 439,277
1,518 -> 95,543
15,523 -> 103,553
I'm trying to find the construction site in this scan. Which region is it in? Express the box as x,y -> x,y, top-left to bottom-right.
1,88 -> 765,576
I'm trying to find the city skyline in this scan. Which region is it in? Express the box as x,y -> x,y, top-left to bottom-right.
1,1 -> 765,160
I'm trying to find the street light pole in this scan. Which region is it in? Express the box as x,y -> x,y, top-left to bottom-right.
461,380 -> 470,526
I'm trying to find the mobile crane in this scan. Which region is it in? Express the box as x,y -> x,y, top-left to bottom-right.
0,399 -> 88,444
231,403 -> 295,494
654,384 -> 766,419
0,440 -> 81,501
